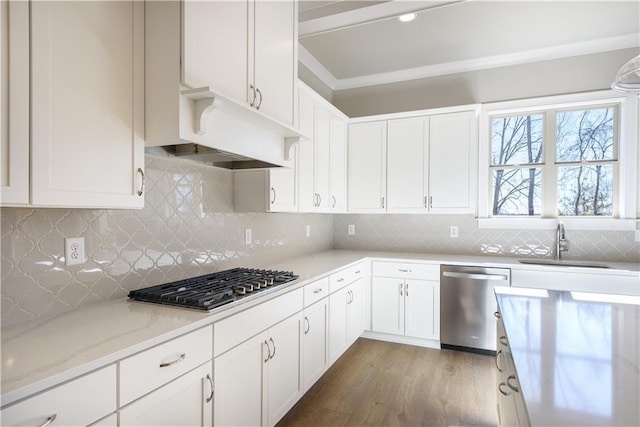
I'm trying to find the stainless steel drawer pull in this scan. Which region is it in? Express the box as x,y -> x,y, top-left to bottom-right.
355,270 -> 361,274
442,271 -> 509,281
337,278 -> 344,283
206,374 -> 214,403
313,288 -> 323,294
495,350 -> 503,372
304,316 -> 310,334
137,168 -> 145,196
38,414 -> 57,427
159,353 -> 186,368
270,187 -> 276,204
264,340 -> 270,363
499,336 -> 508,347
494,311 -> 501,318
506,375 -> 520,393
269,337 -> 276,359
398,269 -> 412,273
498,382 -> 511,396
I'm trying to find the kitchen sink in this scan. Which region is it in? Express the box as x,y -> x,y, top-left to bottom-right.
518,259 -> 610,269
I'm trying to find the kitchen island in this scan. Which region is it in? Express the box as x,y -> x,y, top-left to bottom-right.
495,287 -> 640,426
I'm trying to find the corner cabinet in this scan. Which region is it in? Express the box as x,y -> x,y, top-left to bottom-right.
29,1 -> 144,208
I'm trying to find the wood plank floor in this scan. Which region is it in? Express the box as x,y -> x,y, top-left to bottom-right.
278,338 -> 497,427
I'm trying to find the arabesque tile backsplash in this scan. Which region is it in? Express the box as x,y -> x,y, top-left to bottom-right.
2,155 -> 638,326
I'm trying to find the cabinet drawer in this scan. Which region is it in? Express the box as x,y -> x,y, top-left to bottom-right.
1,364 -> 116,427
304,277 -> 329,307
329,263 -> 365,293
214,288 -> 303,357
119,326 -> 213,406
372,261 -> 439,280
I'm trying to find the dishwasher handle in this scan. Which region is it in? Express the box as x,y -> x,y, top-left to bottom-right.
442,271 -> 509,281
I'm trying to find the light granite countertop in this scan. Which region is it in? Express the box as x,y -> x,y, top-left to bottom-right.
496,287 -> 640,426
2,250 -> 638,408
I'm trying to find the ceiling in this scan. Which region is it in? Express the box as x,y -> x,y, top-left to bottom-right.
298,1 -> 640,91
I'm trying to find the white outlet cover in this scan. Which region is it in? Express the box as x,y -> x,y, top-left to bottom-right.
306,225 -> 311,237
245,229 -> 252,245
348,224 -> 355,235
449,226 -> 459,238
65,237 -> 85,266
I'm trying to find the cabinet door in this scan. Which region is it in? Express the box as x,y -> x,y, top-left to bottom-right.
297,88 -> 316,211
30,1 -> 144,208
328,286 -> 349,364
1,0 -> 29,205
387,117 -> 429,212
404,279 -> 439,340
428,111 -> 475,213
253,0 -> 295,126
314,104 -> 331,211
346,279 -> 363,344
119,363 -> 213,427
265,313 -> 303,426
182,0 -> 248,103
329,114 -> 348,211
371,277 -> 404,335
347,121 -> 387,212
214,333 -> 265,427
269,165 -> 296,212
303,299 -> 328,391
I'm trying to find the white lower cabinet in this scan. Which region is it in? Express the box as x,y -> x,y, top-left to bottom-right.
302,297 -> 328,391
0,365 -> 116,427
328,278 -> 363,364
371,262 -> 440,341
214,312 -> 302,427
119,362 -> 213,427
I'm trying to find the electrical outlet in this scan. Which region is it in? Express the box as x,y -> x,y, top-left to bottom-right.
348,224 -> 355,235
306,225 -> 311,238
65,237 -> 85,266
245,229 -> 252,245
449,226 -> 459,238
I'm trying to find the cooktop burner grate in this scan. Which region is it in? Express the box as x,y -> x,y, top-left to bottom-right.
128,268 -> 298,311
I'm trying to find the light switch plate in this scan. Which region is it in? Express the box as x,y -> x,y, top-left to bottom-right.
65,237 -> 85,266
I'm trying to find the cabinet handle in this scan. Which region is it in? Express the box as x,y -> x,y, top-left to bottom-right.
331,195 -> 336,208
398,269 -> 412,273
270,187 -> 276,204
249,85 -> 256,107
269,337 -> 276,359
159,353 -> 186,368
255,87 -> 263,110
405,283 -> 409,296
429,196 -> 433,209
205,374 -> 214,403
506,375 -> 520,393
498,382 -> 511,396
424,196 -> 428,208
264,340 -> 270,363
495,349 -> 503,372
38,414 -> 57,427
313,288 -> 323,294
318,193 -> 322,206
381,196 -> 385,208
499,336 -> 508,347
399,282 -> 403,296
337,278 -> 344,283
355,270 -> 361,274
494,311 -> 501,319
304,316 -> 310,334
137,167 -> 145,196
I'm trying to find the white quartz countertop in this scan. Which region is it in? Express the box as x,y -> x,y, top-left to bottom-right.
496,287 -> 640,426
2,249 -> 638,407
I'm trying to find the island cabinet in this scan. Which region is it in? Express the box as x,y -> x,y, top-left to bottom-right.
1,0 -> 145,209
297,82 -> 348,213
328,263 -> 366,363
371,262 -> 440,341
213,289 -> 303,427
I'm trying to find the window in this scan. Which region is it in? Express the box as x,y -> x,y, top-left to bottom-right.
479,91 -> 638,229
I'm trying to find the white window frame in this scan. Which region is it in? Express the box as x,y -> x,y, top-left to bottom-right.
477,90 -> 638,230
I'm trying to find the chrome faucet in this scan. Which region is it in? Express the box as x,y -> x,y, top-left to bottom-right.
555,222 -> 569,260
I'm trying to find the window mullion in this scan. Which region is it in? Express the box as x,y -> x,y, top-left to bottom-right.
543,110 -> 556,217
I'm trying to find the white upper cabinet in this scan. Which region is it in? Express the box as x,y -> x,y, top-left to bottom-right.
181,0 -> 296,126
1,1 -> 29,205
428,111 -> 476,213
1,1 -> 144,209
386,117 -> 429,212
347,121 -> 387,213
297,83 -> 348,213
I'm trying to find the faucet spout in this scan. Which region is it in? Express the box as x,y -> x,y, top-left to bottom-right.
555,222 -> 569,260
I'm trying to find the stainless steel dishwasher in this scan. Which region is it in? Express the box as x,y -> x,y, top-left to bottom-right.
440,265 -> 510,355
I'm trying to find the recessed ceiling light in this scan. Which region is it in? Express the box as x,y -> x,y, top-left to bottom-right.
398,13 -> 416,23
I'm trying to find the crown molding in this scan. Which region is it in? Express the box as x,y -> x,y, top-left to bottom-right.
299,34 -> 640,92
